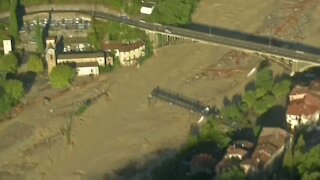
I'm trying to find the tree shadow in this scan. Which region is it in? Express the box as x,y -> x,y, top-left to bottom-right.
231,93 -> 242,105
223,97 -> 231,107
230,128 -> 257,143
43,10 -> 52,46
274,73 -> 292,84
56,35 -> 64,53
256,60 -> 271,72
244,81 -> 255,92
100,139 -> 224,180
17,71 -> 37,93
255,105 -> 290,131
16,0 -> 26,31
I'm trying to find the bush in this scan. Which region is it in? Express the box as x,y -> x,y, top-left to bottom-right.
27,54 -> 44,74
49,65 -> 76,90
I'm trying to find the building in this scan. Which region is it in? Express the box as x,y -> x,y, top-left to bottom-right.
3,39 -> 12,55
57,52 -> 106,66
240,127 -> 291,174
215,140 -> 254,174
103,41 -> 146,66
45,37 -> 57,74
286,86 -> 320,129
140,2 -> 155,15
190,153 -> 217,175
75,62 -> 99,76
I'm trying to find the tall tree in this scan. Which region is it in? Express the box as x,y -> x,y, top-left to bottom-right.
243,91 -> 256,109
49,65 -> 76,90
219,168 -> 247,180
9,0 -> 19,40
256,68 -> 273,95
273,80 -> 292,99
0,88 -> 12,119
35,18 -> 44,53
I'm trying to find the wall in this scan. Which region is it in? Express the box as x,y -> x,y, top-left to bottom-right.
57,57 -> 105,66
76,66 -> 99,76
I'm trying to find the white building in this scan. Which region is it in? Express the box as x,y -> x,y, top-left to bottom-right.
286,87 -> 320,129
57,52 -> 106,66
76,62 -> 99,76
3,39 -> 12,55
104,41 -> 146,67
140,3 -> 155,15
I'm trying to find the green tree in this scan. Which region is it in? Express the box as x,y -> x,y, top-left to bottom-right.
27,54 -> 44,74
49,65 -> 76,90
35,18 -> 44,53
219,168 -> 246,180
3,79 -> 24,104
242,91 -> 256,109
221,104 -> 244,122
273,80 -> 292,99
283,149 -> 294,169
198,119 -> 230,148
256,68 -> 273,94
0,87 -> 12,119
0,53 -> 18,74
297,146 -> 320,177
9,0 -> 18,40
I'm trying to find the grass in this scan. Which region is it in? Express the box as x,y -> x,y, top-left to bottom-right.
74,100 -> 92,116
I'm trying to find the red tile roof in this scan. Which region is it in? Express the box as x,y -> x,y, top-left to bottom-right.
287,93 -> 320,116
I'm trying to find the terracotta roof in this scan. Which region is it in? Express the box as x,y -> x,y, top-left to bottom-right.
250,128 -> 290,168
226,146 -> 248,157
190,153 -> 217,170
103,41 -> 145,52
287,94 -> 320,116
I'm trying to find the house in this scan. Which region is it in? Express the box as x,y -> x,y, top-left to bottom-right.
103,41 -> 146,66
215,140 -> 254,174
240,127 -> 291,174
75,62 -> 99,76
190,153 -> 217,175
286,86 -> 320,129
57,52 -> 107,66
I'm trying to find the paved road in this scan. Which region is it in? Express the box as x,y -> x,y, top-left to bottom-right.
2,8 -> 320,65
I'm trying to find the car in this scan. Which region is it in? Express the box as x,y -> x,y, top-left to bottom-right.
164,28 -> 171,33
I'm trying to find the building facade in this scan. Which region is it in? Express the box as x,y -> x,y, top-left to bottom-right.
57,52 -> 106,66
75,62 -> 99,76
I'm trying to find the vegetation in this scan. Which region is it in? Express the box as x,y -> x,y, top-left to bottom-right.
88,20 -> 148,49
9,0 -> 19,40
27,54 -> 44,74
35,18 -> 45,53
219,168 -> 247,180
3,79 -> 24,105
275,134 -> 320,180
148,0 -> 199,26
49,64 -> 76,90
221,67 -> 292,127
0,53 -> 18,75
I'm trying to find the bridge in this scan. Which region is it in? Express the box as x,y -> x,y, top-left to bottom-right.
1,6 -> 320,73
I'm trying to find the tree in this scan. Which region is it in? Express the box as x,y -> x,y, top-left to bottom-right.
297,146 -> 320,177
256,68 -> 273,94
198,120 -> 230,148
3,79 -> 24,104
219,168 -> 246,180
49,65 -> 76,90
0,53 -> 18,74
35,18 -> 45,53
283,149 -> 294,169
27,54 -> 44,74
0,87 -> 12,119
9,0 -> 19,40
242,91 -> 256,109
221,104 -> 244,122
273,80 -> 292,98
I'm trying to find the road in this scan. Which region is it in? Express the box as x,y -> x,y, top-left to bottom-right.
2,8 -> 320,66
